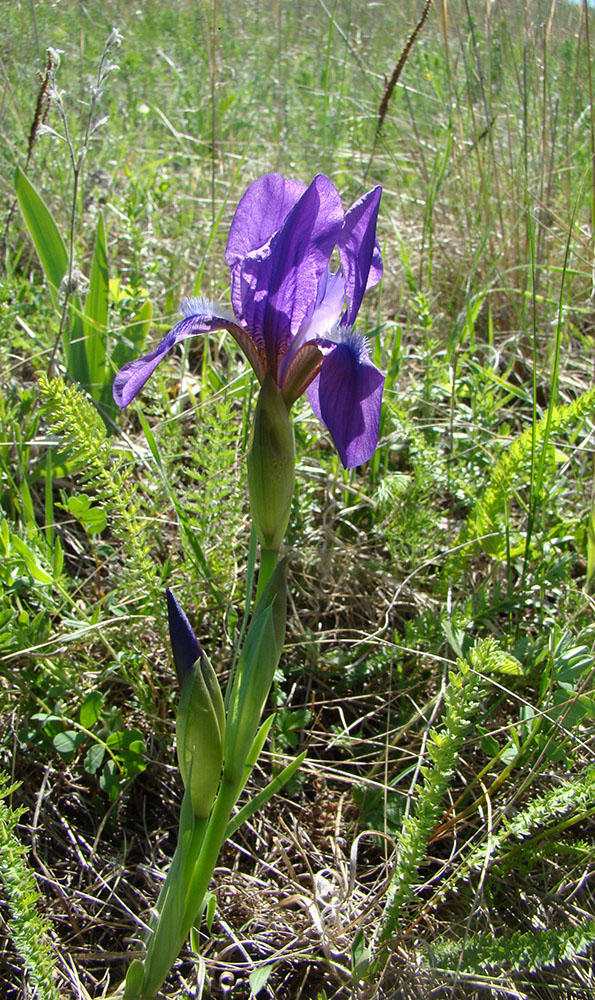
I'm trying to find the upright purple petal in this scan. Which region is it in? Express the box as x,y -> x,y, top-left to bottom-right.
226,174 -> 307,330
307,335 -> 384,468
112,305 -> 254,408
226,174 -> 307,266
300,268 -> 346,342
231,175 -> 344,372
338,186 -> 383,326
166,588 -> 203,687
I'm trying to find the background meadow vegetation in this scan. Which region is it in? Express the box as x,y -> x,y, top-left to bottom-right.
1,0 -> 595,997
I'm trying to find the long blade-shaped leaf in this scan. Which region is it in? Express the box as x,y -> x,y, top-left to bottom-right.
14,166 -> 67,309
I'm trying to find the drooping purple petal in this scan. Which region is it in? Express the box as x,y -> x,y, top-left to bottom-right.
166,588 -> 204,687
231,175 -> 344,373
338,186 -> 383,326
307,334 -> 384,468
112,305 -> 259,408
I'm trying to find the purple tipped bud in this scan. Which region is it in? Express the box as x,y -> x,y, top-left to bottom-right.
166,589 -> 225,819
166,588 -> 203,687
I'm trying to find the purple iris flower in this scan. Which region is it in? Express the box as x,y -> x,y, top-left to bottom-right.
113,173 -> 384,467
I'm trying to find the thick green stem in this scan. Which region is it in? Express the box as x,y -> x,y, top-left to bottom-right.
255,547 -> 278,602
135,816 -> 207,1000
179,775 -> 242,944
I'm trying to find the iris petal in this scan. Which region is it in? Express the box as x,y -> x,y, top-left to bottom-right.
338,186 -> 383,326
112,310 -> 256,408
230,174 -> 344,370
307,338 -> 384,468
226,174 -> 307,266
226,173 -> 307,329
113,173 -> 384,469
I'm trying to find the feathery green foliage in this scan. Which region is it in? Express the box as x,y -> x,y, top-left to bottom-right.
2,1 -> 595,997
38,375 -> 160,615
465,764 -> 595,877
378,639 -> 499,945
432,921 -> 595,977
0,774 -> 59,1000
465,384 -> 595,560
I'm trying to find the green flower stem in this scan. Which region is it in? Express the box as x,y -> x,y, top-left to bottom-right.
255,547 -> 278,602
179,775 -> 242,944
135,815 -> 207,1000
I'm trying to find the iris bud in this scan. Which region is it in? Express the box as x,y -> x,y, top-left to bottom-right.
176,652 -> 224,819
247,373 -> 296,551
167,590 -> 225,819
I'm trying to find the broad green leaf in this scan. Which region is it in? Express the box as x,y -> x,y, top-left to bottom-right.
11,535 -> 53,584
53,730 -> 82,759
15,168 -> 88,383
99,759 -> 120,799
351,928 -> 371,981
124,959 -> 145,1000
14,165 -> 67,308
66,294 -> 90,386
84,743 -> 105,775
79,690 -> 103,729
67,494 -> 107,534
106,728 -> 145,751
249,965 -> 275,996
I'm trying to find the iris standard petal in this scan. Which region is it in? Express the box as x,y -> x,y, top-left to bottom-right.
232,174 -> 344,370
226,173 -> 307,329
301,268 -> 346,342
166,588 -> 203,687
226,173 -> 307,268
112,308 -> 255,408
278,267 -> 345,386
338,186 -> 383,326
307,336 -> 384,468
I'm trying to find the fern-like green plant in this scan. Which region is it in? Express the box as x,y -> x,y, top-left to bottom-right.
38,375 -> 163,630
431,920 -> 595,976
375,640 -> 498,952
464,383 -> 595,560
0,774 -> 59,1000
464,764 -> 595,877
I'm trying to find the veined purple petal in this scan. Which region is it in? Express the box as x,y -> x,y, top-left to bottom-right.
231,175 -> 344,373
307,332 -> 384,468
226,174 -> 307,267
112,304 -> 260,408
279,267 -> 345,385
301,267 -> 346,341
166,588 -> 203,687
339,186 -> 383,326
226,174 -> 307,334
